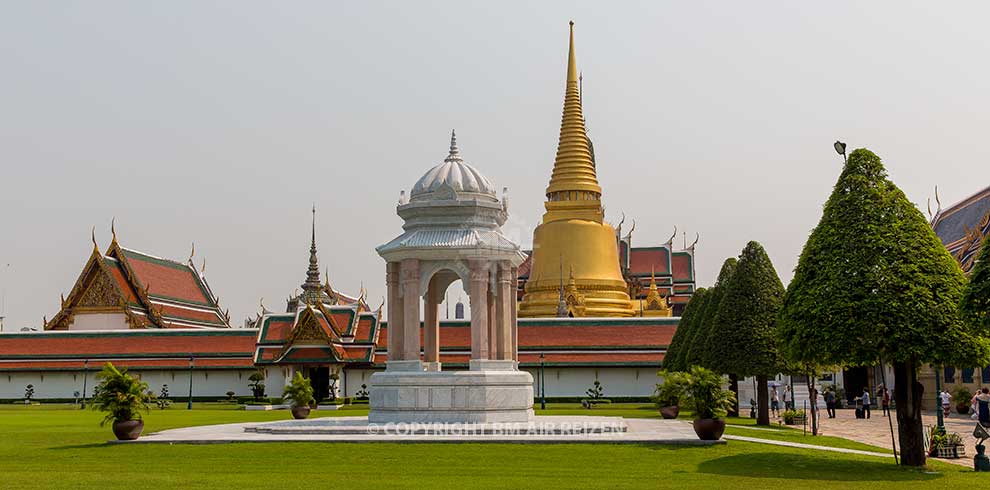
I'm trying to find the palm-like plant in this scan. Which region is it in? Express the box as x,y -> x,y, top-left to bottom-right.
282,372 -> 315,408
90,363 -> 151,426
653,370 -> 690,407
685,366 -> 736,420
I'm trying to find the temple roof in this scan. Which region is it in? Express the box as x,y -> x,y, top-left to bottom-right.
46,234 -> 230,330
932,185 -> 990,273
254,301 -> 381,365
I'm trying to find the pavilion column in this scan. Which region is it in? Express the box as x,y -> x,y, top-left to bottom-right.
468,259 -> 490,362
510,265 -> 518,361
487,288 -> 496,359
495,261 -> 514,361
386,261 -> 404,361
423,276 -> 441,371
400,259 -> 421,362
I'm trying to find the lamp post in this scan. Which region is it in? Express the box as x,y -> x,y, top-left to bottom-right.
187,356 -> 194,410
539,352 -> 546,410
80,359 -> 89,409
833,140 -> 846,161
935,364 -> 945,433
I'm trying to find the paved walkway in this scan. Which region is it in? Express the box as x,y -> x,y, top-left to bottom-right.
724,434 -> 893,458
120,416 -> 723,445
792,408 -> 976,466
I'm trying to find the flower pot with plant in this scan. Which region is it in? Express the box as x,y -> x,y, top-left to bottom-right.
930,430 -> 967,459
653,370 -> 690,419
283,372 -> 315,419
90,363 -> 152,440
953,386 -> 973,414
782,409 -> 806,425
684,366 -> 736,440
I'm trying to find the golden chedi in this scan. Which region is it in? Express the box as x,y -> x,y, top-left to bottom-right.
519,22 -> 634,318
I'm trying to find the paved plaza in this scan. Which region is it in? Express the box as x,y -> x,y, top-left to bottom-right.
794,408 -> 980,466
117,415 -> 722,445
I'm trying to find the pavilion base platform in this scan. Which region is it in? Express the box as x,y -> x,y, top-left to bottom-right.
368,360 -> 535,424
114,416 -> 724,445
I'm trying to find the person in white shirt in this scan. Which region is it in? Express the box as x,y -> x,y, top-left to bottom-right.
940,390 -> 952,417
861,387 -> 871,419
783,386 -> 793,411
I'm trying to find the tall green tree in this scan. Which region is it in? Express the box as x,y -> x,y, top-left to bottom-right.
961,235 -> 990,333
663,288 -> 708,371
779,148 -> 988,466
707,241 -> 784,426
687,258 -> 736,369
690,257 -> 739,414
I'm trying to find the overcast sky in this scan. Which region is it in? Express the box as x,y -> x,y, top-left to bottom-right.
2,1 -> 989,330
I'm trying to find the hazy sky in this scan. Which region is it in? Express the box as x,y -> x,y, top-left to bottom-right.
2,1 -> 989,330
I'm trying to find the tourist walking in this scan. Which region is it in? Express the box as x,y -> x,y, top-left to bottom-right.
977,388 -> 990,428
770,386 -> 780,417
783,386 -> 793,411
861,387 -> 871,419
881,387 -> 891,416
940,389 -> 952,417
824,388 -> 836,418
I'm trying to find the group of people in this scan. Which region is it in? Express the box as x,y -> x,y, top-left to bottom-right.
767,384 -> 891,420
940,387 -> 990,427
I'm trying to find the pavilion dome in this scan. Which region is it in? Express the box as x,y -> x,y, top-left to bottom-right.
410,131 -> 497,202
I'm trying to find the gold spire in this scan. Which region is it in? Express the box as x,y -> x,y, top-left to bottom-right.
545,21 -> 602,202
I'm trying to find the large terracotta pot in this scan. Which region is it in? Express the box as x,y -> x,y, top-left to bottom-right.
957,403 -> 971,415
692,418 -> 726,441
660,405 -> 680,419
112,419 -> 144,440
291,406 -> 311,420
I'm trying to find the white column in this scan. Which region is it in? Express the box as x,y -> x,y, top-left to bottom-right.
495,261 -> 513,361
400,259 -> 421,362
386,262 -> 403,361
468,259 -> 489,362
423,276 -> 441,371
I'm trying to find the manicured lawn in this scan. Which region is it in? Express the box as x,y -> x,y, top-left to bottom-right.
0,404 -> 982,489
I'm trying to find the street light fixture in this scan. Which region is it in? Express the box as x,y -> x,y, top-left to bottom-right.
187,356 -> 195,410
539,352 -> 546,410
833,140 -> 846,161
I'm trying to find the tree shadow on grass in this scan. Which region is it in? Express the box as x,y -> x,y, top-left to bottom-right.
696,452 -> 942,482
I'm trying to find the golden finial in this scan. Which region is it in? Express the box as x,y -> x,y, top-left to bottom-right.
60,293 -> 66,306
110,217 -> 117,245
91,226 -> 99,254
200,257 -> 206,275
188,242 -> 195,263
545,20 -> 602,204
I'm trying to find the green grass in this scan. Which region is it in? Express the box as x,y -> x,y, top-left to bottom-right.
0,404 -> 981,489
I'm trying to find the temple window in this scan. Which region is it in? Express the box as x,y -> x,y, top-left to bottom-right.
944,367 -> 956,383
982,366 -> 990,384
963,368 -> 975,383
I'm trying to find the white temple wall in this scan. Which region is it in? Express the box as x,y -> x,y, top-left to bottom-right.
68,313 -> 129,330
0,369 -> 288,400
0,366 -> 660,400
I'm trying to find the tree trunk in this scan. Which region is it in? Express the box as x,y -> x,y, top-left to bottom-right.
893,359 -> 925,466
756,375 -> 770,425
728,373 -> 739,417
805,373 -> 818,436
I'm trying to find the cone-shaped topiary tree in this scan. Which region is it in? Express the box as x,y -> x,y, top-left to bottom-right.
779,148 -> 988,466
962,235 -> 990,334
707,241 -> 785,426
663,287 -> 708,372
687,258 -> 736,369
690,258 -> 739,414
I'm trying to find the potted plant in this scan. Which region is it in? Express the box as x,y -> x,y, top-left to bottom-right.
248,370 -> 266,402
953,386 -> 973,414
930,430 -> 967,459
282,372 -> 315,419
782,409 -> 806,425
684,366 -> 736,440
89,363 -> 152,440
653,370 -> 690,419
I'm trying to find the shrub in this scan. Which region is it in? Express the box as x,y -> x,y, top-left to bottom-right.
355,384 -> 370,400
90,363 -> 152,426
225,391 -> 236,401
586,379 -> 605,400
282,372 -> 314,408
248,371 -> 266,402
653,370 -> 690,407
156,384 -> 171,410
24,384 -> 34,402
952,386 -> 972,405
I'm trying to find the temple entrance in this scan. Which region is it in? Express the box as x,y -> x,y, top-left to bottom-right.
843,367 -> 869,404
308,366 -> 330,403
